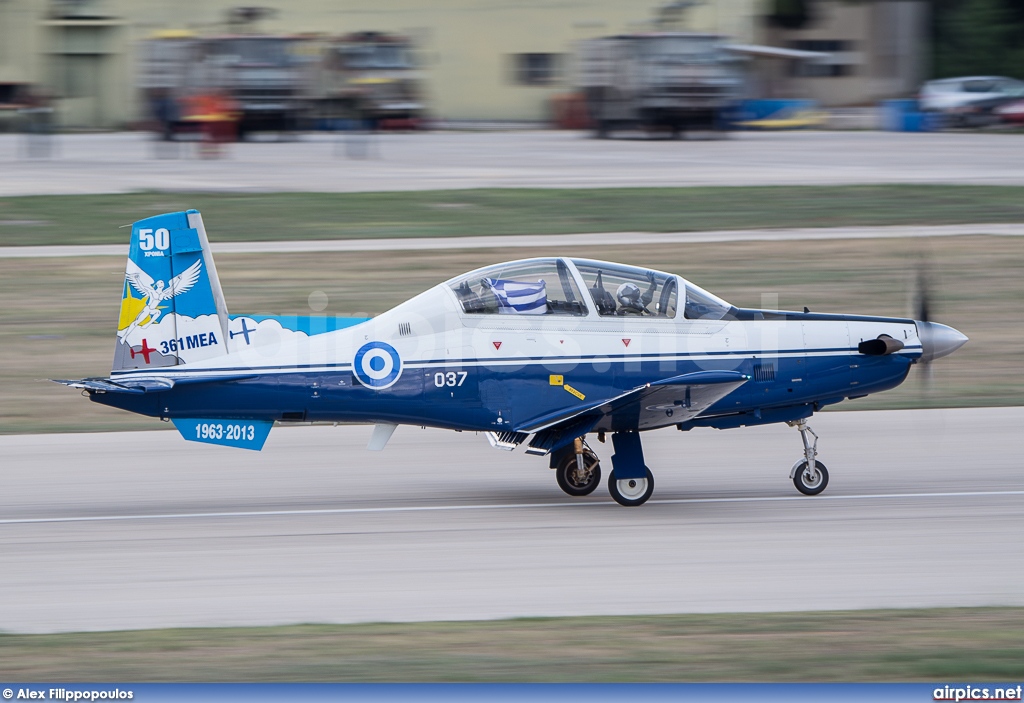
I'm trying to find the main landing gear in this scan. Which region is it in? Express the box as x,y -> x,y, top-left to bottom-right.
787,419 -> 829,495
554,437 -> 602,496
552,432 -> 655,506
607,467 -> 655,507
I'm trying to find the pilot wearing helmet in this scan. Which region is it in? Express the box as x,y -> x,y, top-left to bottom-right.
615,272 -> 658,315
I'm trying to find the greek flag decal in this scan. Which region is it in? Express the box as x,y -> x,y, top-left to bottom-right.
485,278 -> 547,315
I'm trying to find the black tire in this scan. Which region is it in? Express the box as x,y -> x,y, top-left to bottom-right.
607,468 -> 655,507
555,450 -> 601,497
793,460 -> 829,496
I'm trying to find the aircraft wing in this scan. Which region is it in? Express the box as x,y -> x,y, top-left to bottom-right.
517,370 -> 749,453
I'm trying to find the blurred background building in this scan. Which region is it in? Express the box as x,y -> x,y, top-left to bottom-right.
1,0 -> 1017,130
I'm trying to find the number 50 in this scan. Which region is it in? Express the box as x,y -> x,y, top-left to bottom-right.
138,228 -> 170,251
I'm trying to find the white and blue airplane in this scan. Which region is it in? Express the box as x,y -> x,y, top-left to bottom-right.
58,209 -> 968,506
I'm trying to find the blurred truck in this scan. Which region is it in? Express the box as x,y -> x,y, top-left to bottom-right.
310,32 -> 425,130
577,32 -> 743,137
140,30 -> 425,137
139,31 -> 318,139
198,35 -> 318,137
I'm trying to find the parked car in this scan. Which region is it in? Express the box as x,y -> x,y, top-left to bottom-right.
919,76 -> 1024,127
994,98 -> 1024,125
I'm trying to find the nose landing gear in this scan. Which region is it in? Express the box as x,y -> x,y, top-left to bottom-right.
787,419 -> 829,495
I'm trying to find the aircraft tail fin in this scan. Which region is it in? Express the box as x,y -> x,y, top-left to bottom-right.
113,210 -> 230,372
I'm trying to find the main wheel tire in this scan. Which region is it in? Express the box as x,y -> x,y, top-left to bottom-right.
555,451 -> 601,497
793,460 -> 829,496
607,468 -> 655,507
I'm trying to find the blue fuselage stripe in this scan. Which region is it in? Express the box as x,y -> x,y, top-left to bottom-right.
109,346 -> 923,380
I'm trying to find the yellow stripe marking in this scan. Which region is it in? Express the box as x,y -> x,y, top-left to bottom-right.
563,384 -> 585,400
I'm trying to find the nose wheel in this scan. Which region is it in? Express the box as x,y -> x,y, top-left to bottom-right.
787,419 -> 829,496
792,459 -> 829,495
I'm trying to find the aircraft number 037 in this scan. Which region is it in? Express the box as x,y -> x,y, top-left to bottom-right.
434,371 -> 468,388
195,422 -> 257,441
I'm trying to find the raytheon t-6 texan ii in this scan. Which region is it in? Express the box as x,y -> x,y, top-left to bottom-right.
57,210 -> 968,506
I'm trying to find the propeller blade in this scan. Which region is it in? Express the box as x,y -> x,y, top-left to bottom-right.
914,262 -> 932,325
912,259 -> 934,388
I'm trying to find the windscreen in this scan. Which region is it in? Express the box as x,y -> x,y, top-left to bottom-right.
684,282 -> 733,320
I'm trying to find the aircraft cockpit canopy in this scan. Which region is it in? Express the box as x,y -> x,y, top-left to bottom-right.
571,259 -> 733,320
450,259 -> 589,316
448,258 -> 733,320
571,260 -> 677,318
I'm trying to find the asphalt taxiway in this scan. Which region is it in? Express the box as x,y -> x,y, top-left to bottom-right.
3,129 -> 1024,197
3,223 -> 1024,259
1,406 -> 1021,633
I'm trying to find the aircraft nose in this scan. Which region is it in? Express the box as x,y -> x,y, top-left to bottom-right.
916,321 -> 968,362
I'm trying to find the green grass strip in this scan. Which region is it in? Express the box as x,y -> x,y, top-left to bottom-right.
2,608 -> 1023,682
2,185 -> 1024,246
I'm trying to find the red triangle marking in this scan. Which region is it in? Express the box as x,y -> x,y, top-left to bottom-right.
622,339 -> 631,347
493,341 -> 502,350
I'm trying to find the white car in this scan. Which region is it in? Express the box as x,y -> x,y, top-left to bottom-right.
919,76 -> 1024,125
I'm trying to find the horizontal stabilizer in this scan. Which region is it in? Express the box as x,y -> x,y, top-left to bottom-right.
52,377 -> 166,395
53,373 -> 256,394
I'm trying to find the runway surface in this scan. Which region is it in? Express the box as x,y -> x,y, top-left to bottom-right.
1,406 -> 1022,634
3,223 -> 1023,259
3,130 -> 1024,197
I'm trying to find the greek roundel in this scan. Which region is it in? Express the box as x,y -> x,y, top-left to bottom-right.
353,341 -> 403,389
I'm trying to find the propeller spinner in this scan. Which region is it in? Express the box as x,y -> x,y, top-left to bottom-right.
912,263 -> 967,367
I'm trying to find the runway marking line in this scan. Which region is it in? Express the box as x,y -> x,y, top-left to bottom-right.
1,489 -> 1022,525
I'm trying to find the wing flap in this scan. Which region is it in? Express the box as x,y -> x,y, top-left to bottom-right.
634,373 -> 749,430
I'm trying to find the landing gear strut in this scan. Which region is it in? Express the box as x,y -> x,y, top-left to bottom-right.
607,432 -> 655,506
554,437 -> 602,497
787,419 -> 829,495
